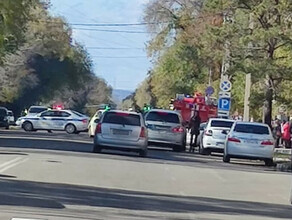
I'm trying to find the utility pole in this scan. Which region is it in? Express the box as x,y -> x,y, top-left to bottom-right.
243,73 -> 251,121
243,13 -> 254,122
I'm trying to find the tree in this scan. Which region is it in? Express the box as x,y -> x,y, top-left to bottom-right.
134,77 -> 156,108
0,0 -> 112,115
202,0 -> 292,125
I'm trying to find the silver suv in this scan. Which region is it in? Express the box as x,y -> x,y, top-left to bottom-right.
145,109 -> 186,152
93,110 -> 148,157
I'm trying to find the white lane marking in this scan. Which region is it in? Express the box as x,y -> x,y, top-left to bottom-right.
0,157 -> 23,169
0,157 -> 28,173
0,135 -> 92,144
11,218 -> 45,220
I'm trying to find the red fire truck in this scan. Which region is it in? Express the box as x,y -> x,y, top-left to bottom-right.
172,92 -> 218,125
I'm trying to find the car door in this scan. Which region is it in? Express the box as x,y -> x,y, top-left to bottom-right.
50,111 -> 71,130
37,110 -> 55,129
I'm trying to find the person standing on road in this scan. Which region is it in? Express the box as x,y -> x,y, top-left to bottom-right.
274,120 -> 282,148
189,111 -> 201,152
282,121 -> 291,148
290,120 -> 292,148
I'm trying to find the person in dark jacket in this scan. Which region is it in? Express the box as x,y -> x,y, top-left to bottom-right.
189,111 -> 201,152
274,120 -> 282,148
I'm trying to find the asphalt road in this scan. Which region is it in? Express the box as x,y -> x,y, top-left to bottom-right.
0,129 -> 291,220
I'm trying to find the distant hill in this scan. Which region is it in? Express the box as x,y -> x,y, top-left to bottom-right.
112,89 -> 133,104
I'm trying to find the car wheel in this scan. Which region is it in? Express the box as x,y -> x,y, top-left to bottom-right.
5,125 -> 9,130
264,159 -> 274,166
181,139 -> 186,152
199,142 -> 210,155
223,153 -> 230,163
173,145 -> 183,152
65,124 -> 76,134
23,121 -> 33,132
93,144 -> 102,153
139,149 -> 147,157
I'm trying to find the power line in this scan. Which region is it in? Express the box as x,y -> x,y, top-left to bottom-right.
88,46 -> 144,49
72,27 -> 153,34
91,56 -> 147,59
70,22 -> 154,27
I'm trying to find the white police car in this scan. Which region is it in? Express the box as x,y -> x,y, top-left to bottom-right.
21,109 -> 89,134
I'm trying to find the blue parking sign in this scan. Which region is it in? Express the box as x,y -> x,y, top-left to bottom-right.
218,97 -> 231,111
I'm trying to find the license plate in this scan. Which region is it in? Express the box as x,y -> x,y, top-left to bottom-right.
216,142 -> 224,145
113,129 -> 129,135
244,140 -> 258,144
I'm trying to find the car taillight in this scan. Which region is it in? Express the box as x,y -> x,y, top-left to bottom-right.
95,123 -> 102,134
205,130 -> 213,136
228,137 -> 241,143
172,126 -> 184,133
82,119 -> 88,124
261,140 -> 273,145
140,127 -> 146,138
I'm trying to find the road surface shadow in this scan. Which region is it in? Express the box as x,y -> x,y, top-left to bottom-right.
0,152 -> 28,156
0,174 -> 16,178
0,179 -> 291,219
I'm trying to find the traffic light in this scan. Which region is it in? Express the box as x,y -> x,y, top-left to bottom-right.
105,105 -> 111,111
143,104 -> 151,112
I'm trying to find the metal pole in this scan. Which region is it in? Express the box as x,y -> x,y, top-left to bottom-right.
243,73 -> 251,121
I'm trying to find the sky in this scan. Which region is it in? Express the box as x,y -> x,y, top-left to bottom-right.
49,0 -> 151,91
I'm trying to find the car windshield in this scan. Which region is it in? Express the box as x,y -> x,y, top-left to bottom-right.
234,124 -> 270,135
29,107 -> 47,114
146,111 -> 179,123
103,112 -> 141,126
210,120 -> 234,128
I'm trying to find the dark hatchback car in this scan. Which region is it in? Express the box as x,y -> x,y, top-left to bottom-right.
0,107 -> 9,129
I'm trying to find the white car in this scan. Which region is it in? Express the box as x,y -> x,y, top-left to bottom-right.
88,110 -> 105,137
93,110 -> 148,157
145,109 -> 186,152
7,110 -> 15,125
199,118 -> 234,155
21,109 -> 89,134
27,106 -> 49,117
223,121 -> 275,166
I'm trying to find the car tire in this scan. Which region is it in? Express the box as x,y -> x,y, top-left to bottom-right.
93,144 -> 102,153
65,124 -> 76,134
139,149 -> 147,157
5,125 -> 9,130
199,143 -> 210,155
223,153 -> 230,163
173,145 -> 183,152
264,158 -> 274,166
23,121 -> 33,132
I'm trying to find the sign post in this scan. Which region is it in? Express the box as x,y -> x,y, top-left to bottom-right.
218,75 -> 232,117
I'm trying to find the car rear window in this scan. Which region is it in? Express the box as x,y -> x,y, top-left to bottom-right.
210,120 -> 234,128
72,110 -> 84,117
103,112 -> 141,126
234,124 -> 270,135
29,107 -> 47,113
146,111 -> 180,123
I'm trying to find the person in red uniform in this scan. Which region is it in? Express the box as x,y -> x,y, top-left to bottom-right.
282,121 -> 291,148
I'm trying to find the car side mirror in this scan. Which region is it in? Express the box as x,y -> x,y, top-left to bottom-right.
94,118 -> 100,123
